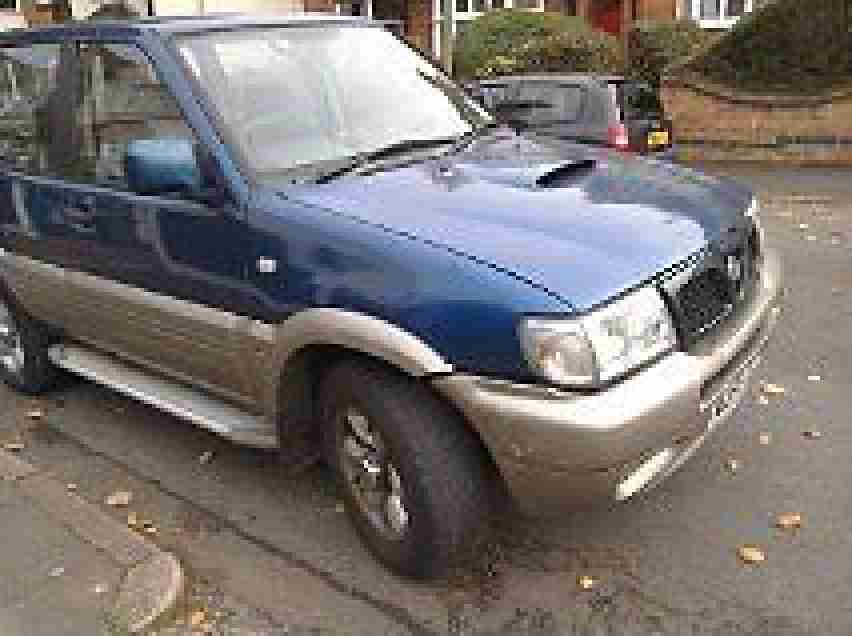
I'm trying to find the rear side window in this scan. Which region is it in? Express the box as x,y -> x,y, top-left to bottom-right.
610,81 -> 663,120
0,43 -> 60,174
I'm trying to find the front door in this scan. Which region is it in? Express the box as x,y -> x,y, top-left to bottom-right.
1,40 -> 264,405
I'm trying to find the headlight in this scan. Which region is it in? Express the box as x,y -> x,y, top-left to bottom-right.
520,286 -> 676,388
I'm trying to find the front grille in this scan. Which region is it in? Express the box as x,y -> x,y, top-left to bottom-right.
676,268 -> 735,341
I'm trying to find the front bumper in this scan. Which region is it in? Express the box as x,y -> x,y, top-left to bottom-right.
433,248 -> 783,516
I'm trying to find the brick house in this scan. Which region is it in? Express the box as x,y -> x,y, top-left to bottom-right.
8,0 -> 759,58
315,0 -> 761,60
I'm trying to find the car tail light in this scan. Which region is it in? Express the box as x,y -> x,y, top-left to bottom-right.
607,123 -> 630,151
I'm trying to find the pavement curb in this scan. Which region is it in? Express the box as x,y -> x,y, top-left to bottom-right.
0,448 -> 184,634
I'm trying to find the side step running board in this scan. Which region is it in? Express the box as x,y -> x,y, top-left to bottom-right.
48,344 -> 278,449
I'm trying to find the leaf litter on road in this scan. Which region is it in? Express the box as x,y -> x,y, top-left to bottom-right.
802,430 -> 823,439
2,442 -> 24,452
775,513 -> 803,531
577,575 -> 599,590
759,432 -> 772,445
737,545 -> 766,565
761,382 -> 786,396
724,458 -> 741,474
105,490 -> 132,507
190,609 -> 207,627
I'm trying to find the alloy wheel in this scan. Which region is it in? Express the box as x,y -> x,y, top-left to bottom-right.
339,408 -> 410,539
0,300 -> 24,376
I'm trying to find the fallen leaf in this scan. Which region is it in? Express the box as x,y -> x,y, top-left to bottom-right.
66,483 -> 78,492
198,451 -> 214,465
775,512 -> 803,530
802,430 -> 823,439
126,512 -> 138,528
725,458 -> 740,474
577,575 -> 598,590
142,520 -> 157,535
190,609 -> 207,627
806,235 -> 818,242
26,409 -> 43,420
798,223 -> 810,230
2,442 -> 24,452
48,566 -> 65,578
737,545 -> 766,565
807,375 -> 822,382
759,432 -> 772,445
757,395 -> 770,406
335,502 -> 346,513
93,583 -> 108,594
762,383 -> 786,396
105,490 -> 132,507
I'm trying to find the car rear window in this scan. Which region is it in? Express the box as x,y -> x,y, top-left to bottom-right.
486,81 -> 585,127
610,81 -> 663,119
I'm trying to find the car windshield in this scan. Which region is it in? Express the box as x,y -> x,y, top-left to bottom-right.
176,25 -> 491,180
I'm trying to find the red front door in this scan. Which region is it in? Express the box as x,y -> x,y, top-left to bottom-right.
589,0 -> 624,36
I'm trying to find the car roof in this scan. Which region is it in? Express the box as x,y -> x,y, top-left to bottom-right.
0,13 -> 370,42
474,74 -> 626,85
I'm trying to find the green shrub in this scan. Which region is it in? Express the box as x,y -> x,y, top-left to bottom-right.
626,19 -> 719,90
686,0 -> 852,94
454,10 -> 623,80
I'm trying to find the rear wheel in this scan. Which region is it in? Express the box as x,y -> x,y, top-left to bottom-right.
320,359 -> 493,579
0,293 -> 57,395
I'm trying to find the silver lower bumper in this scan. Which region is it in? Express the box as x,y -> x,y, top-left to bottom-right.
434,249 -> 783,515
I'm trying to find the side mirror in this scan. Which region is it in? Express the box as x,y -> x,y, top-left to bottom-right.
125,138 -> 210,200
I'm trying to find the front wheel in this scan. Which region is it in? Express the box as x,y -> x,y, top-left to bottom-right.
320,359 -> 494,579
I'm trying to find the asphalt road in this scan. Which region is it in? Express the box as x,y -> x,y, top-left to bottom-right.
1,164 -> 851,635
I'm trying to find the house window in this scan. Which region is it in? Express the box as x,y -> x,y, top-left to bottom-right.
432,0 -> 545,58
692,0 -> 753,27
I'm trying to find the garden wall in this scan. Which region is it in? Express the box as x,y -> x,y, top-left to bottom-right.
662,77 -> 852,163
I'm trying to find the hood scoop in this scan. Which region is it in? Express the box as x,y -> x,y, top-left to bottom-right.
450,157 -> 598,190
535,159 -> 597,188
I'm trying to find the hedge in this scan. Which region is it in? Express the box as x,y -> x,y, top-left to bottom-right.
453,10 -> 623,80
685,0 -> 852,95
626,19 -> 719,90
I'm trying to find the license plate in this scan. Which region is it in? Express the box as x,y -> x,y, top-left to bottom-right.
648,130 -> 669,148
701,354 -> 761,432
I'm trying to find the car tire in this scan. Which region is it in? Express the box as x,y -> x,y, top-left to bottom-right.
0,291 -> 57,395
320,358 -> 493,579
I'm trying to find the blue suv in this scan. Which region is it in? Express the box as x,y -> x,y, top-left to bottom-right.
0,16 -> 781,578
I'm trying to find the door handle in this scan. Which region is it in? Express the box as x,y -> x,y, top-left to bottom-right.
65,199 -> 96,233
65,197 -> 95,231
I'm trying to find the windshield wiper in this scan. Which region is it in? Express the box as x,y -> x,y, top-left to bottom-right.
315,136 -> 460,184
315,123 -> 500,184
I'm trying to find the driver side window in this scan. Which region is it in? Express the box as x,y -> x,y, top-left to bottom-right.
42,42 -> 198,196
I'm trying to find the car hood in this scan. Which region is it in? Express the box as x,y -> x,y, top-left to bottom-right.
276,133 -> 753,311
